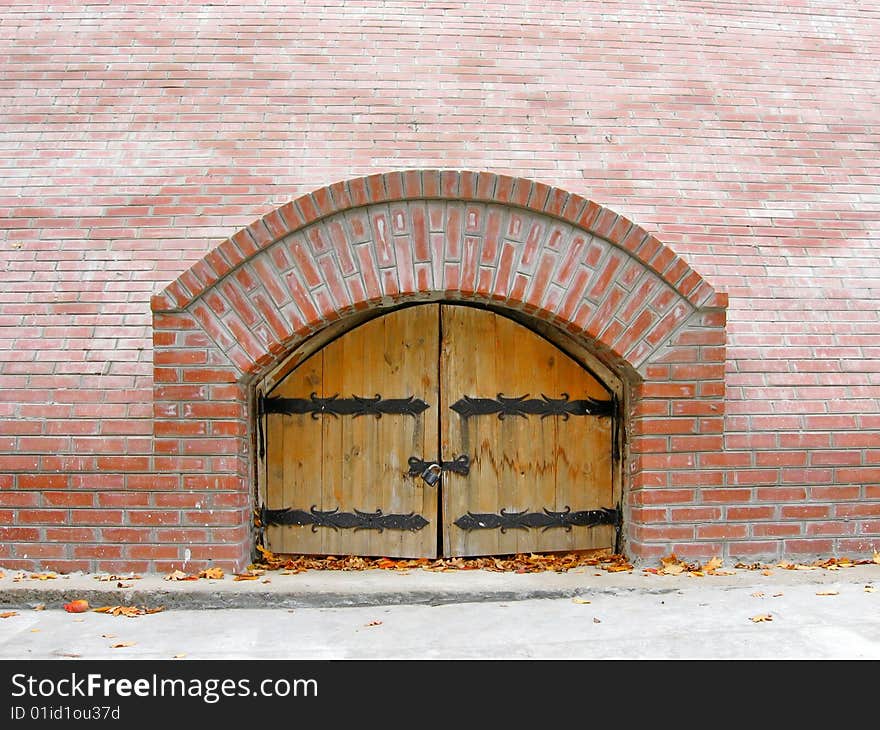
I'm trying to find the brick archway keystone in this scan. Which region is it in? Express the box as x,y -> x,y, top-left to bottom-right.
151,170 -> 727,571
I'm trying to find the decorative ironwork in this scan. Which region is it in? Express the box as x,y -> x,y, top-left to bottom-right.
453,506 -> 619,532
450,393 -> 613,419
408,454 -> 471,481
262,505 -> 429,532
263,393 -> 429,419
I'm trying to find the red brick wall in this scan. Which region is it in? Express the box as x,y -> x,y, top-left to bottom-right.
1,2 -> 879,572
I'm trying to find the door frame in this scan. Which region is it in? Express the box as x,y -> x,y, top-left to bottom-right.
254,300 -> 626,557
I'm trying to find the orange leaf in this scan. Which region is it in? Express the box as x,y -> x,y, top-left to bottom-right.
111,642 -> 135,648
750,614 -> 773,623
199,568 -> 224,580
63,599 -> 90,613
0,611 -> 18,619
233,573 -> 259,581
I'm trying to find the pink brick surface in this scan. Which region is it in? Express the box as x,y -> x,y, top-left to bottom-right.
1,1 -> 879,570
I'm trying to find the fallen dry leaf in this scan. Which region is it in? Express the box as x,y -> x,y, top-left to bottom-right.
0,611 -> 18,619
703,557 -> 724,573
751,592 -> 765,598
93,605 -> 164,617
816,590 -> 839,596
874,551 -> 880,565
761,570 -> 773,576
750,614 -> 773,623
772,593 -> 784,597
365,620 -> 383,627
199,568 -> 224,580
33,603 -> 45,611
864,585 -> 875,593
29,628 -> 40,633
165,570 -> 197,581
63,599 -> 90,614
173,653 -> 186,659
233,573 -> 260,581
101,634 -> 116,639
593,617 -> 601,623
571,597 -> 591,604
253,547 -> 631,574
111,642 -> 135,649
31,573 -> 57,581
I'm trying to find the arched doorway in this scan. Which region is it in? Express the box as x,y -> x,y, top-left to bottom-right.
150,170 -> 726,571
257,302 -> 621,558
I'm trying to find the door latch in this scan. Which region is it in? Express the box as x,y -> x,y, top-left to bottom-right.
408,455 -> 470,487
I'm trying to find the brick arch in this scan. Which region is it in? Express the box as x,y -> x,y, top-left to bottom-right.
151,170 -> 728,571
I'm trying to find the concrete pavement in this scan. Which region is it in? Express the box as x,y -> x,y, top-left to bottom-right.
0,562 -> 878,659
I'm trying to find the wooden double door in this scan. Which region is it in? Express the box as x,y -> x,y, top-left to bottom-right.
261,304 -> 617,558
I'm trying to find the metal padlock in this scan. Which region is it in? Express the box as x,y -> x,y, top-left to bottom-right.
420,462 -> 442,487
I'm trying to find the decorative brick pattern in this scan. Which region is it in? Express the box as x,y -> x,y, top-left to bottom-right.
152,171 -> 725,569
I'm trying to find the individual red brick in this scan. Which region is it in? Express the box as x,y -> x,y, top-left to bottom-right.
726,506 -> 775,520
70,510 -> 123,525
129,511 -> 181,526
696,524 -> 749,539
699,488 -> 753,503
43,491 -> 95,507
752,523 -> 803,537
670,506 -> 722,521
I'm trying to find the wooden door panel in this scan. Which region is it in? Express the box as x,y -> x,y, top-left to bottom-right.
440,305 -> 615,557
265,305 -> 440,558
265,303 -> 616,560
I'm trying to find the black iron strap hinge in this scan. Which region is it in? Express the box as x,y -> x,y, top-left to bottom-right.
454,506 -> 620,533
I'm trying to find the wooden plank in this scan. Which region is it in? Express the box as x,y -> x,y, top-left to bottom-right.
496,315 -> 552,555
379,304 -> 439,557
441,304 -> 500,557
266,352 -> 324,555
547,342 -> 615,552
321,327 -> 350,557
